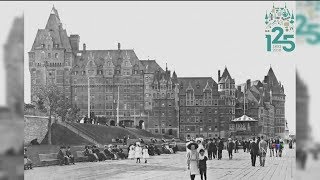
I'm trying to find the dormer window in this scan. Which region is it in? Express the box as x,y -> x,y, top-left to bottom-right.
55,53 -> 58,58
55,44 -> 59,48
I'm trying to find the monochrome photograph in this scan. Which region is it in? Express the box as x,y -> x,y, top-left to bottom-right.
23,2 -> 296,180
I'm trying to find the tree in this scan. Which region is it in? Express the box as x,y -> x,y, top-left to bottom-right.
34,84 -> 61,145
65,104 -> 81,122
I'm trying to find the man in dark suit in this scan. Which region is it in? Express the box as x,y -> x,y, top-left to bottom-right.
217,138 -> 224,160
249,137 -> 259,166
207,139 -> 214,160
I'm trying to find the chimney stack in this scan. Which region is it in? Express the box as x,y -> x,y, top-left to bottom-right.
83,43 -> 86,51
246,79 -> 251,89
237,85 -> 241,92
218,70 -> 221,82
118,43 -> 121,50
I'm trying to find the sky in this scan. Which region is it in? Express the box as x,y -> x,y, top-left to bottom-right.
23,1 -> 296,134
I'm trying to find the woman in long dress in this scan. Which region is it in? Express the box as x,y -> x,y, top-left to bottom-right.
135,142 -> 143,163
128,144 -> 135,160
142,145 -> 150,163
187,142 -> 199,180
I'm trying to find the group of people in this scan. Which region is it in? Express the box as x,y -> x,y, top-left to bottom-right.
186,141 -> 209,180
128,142 -> 150,163
83,144 -> 126,162
57,146 -> 75,165
185,136 -> 286,180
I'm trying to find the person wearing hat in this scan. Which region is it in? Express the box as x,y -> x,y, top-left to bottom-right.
128,144 -> 136,160
135,142 -> 143,163
187,142 -> 199,180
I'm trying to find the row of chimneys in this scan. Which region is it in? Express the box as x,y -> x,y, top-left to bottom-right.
69,34 -> 121,51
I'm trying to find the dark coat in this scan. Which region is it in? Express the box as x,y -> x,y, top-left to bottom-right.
227,142 -> 235,151
218,141 -> 224,151
250,142 -> 259,155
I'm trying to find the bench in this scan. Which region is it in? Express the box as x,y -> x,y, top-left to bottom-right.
76,151 -> 89,162
39,153 -> 59,166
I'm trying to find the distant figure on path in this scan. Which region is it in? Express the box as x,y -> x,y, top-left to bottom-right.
135,142 -> 143,163
217,138 -> 224,160
142,145 -> 150,163
250,137 -> 259,166
227,138 -> 234,160
258,136 -> 268,167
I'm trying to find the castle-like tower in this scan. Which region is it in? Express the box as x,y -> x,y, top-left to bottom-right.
263,67 -> 286,138
28,6 -> 73,102
217,67 -> 236,138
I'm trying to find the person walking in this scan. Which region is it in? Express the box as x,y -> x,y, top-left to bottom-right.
246,140 -> 251,153
135,142 -> 143,163
227,138 -> 235,160
269,138 -> 275,157
250,137 -> 259,166
217,138 -> 224,160
198,149 -> 208,180
142,145 -> 150,163
207,139 -> 214,160
235,140 -> 239,153
187,142 -> 199,180
213,138 -> 217,159
243,140 -> 247,152
275,137 -> 280,157
259,136 -> 268,167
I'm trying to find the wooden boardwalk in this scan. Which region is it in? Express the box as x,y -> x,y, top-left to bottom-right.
25,145 -> 295,180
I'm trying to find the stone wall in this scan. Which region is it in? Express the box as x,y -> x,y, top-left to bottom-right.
24,115 -> 50,145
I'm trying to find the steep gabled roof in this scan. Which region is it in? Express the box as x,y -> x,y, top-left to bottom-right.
177,77 -> 218,96
219,67 -> 235,84
72,49 -> 144,70
31,7 -> 72,52
140,60 -> 164,73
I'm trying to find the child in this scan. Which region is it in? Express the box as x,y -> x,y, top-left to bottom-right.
142,145 -> 150,163
135,142 -> 142,163
198,149 -> 208,180
128,144 -> 135,160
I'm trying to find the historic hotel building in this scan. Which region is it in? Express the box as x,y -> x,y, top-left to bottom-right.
29,7 -> 286,138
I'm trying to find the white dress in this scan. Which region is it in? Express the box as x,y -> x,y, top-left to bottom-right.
142,148 -> 150,159
187,150 -> 199,175
128,145 -> 135,159
134,146 -> 142,159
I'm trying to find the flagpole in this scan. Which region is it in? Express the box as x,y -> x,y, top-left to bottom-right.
117,86 -> 120,126
88,76 -> 90,119
243,85 -> 246,115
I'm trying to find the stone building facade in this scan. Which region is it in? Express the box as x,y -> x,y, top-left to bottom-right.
28,7 -> 179,136
29,7 -> 287,139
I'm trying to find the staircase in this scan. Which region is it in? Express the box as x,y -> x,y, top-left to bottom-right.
58,121 -> 103,147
